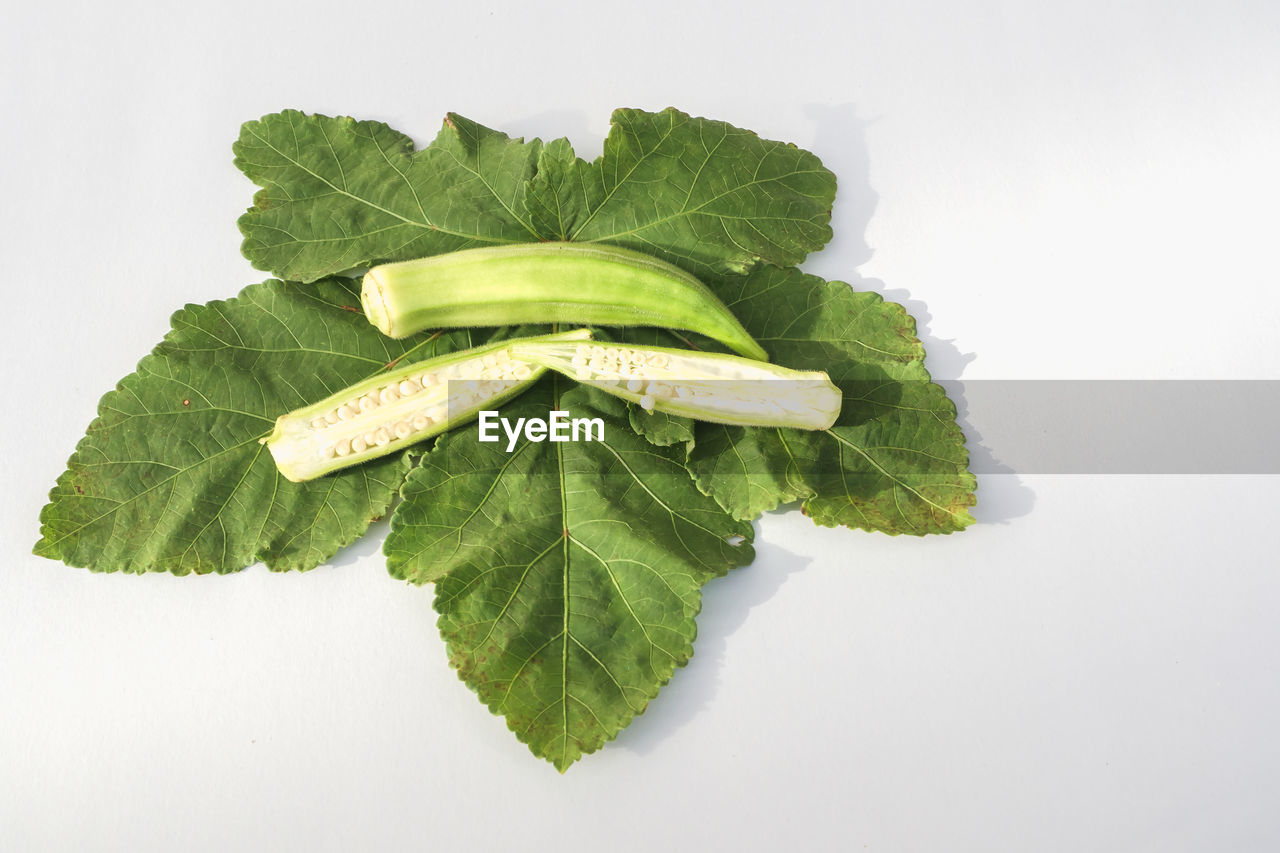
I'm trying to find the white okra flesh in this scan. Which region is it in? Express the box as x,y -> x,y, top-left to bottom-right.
511,342 -> 842,430
263,330 -> 591,482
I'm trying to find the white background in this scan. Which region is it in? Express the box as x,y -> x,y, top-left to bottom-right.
3,1 -> 1279,850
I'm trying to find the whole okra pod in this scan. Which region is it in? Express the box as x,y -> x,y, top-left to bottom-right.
360,242 -> 769,361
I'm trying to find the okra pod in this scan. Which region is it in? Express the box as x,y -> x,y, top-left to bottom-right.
511,341 -> 842,430
263,329 -> 591,482
360,243 -> 769,361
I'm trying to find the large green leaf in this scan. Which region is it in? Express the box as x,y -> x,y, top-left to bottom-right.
235,108 -> 837,283
683,266 -> 977,533
526,107 -> 837,275
234,110 -> 543,281
34,278 -> 478,574
385,378 -> 753,770
38,106 -> 974,775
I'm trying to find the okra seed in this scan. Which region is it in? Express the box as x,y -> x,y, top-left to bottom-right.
335,438 -> 352,456
412,414 -> 430,430
324,411 -> 340,424
512,363 -> 532,379
337,404 -> 355,421
626,378 -> 644,392
351,437 -> 368,453
359,395 -> 378,412
310,417 -> 327,430
639,394 -> 656,410
322,445 -> 336,459
394,421 -> 412,438
399,380 -> 420,395
374,428 -> 391,446
379,387 -> 400,404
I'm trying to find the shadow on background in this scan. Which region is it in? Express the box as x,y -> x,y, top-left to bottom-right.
615,534 -> 810,756
806,101 -> 1034,524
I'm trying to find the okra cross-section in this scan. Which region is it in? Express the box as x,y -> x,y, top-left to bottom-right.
511,341 -> 842,430
360,242 -> 769,361
263,329 -> 591,481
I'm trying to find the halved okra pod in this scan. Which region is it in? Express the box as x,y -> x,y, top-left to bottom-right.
263,329 -> 591,481
360,243 -> 769,361
510,341 -> 842,430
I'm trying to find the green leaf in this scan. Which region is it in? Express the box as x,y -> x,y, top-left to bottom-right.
521,137 -> 583,241
628,406 -> 696,447
385,379 -> 753,770
686,266 -> 977,533
528,108 -> 837,275
234,110 -> 543,282
236,108 -> 837,283
34,278 -> 479,574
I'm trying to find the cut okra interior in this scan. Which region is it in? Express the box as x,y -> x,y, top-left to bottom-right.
262,329 -> 591,481
511,341 -> 842,430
